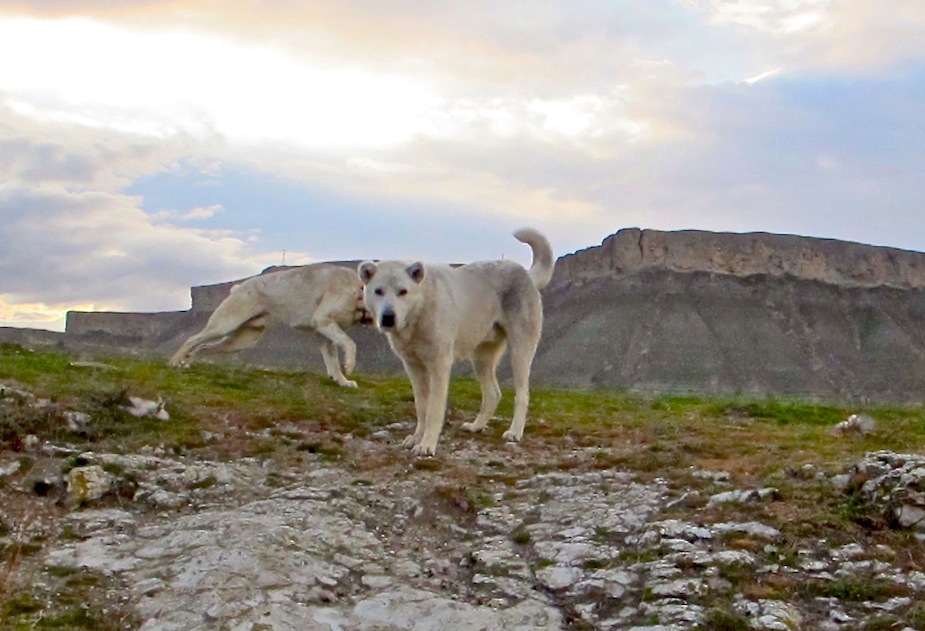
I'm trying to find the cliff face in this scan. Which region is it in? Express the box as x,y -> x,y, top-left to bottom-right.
536,229 -> 925,401
536,268 -> 925,400
551,228 -> 925,291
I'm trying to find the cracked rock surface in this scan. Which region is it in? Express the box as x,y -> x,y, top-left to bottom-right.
4,376 -> 925,630
3,442 -> 922,630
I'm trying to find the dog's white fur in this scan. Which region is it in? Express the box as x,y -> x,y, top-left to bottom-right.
169,264 -> 368,388
358,228 -> 554,455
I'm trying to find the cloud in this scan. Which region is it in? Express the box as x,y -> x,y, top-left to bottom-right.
0,183 -> 255,304
684,0 -> 925,74
151,204 -> 224,222
0,1 -> 924,331
0,117 -> 266,329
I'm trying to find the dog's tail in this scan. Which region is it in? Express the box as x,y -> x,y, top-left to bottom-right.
514,228 -> 555,289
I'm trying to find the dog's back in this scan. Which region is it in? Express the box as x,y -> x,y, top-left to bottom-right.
244,264 -> 360,327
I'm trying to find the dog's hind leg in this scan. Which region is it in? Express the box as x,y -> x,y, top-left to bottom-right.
503,333 -> 539,443
313,321 -> 358,387
213,321 -> 266,352
168,317 -> 266,366
169,337 -> 202,367
169,286 -> 266,366
320,339 -> 358,388
462,341 -> 506,433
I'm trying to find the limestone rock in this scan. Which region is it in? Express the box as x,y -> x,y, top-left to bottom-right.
847,451 -> 925,531
832,413 -> 877,436
66,465 -> 113,504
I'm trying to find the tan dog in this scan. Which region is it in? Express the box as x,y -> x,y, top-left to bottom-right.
169,264 -> 369,388
358,228 -> 554,455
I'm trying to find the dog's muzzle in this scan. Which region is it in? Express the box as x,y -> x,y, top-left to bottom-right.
356,307 -> 375,326
380,310 -> 396,329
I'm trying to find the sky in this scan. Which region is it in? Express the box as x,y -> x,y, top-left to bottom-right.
1,1 -> 924,331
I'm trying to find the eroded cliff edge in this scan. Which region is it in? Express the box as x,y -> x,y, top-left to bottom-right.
550,228 -> 925,291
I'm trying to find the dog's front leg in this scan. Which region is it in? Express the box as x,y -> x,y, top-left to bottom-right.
412,357 -> 452,456
402,359 -> 429,449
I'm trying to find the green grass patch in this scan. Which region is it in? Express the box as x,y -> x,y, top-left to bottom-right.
1,594 -> 43,617
695,607 -> 750,631
799,577 -> 904,602
702,400 -> 847,426
511,528 -> 532,545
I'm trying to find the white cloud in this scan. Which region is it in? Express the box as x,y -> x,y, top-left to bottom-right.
0,180 -> 259,329
686,0 -> 833,35
0,16 -> 443,149
151,204 -> 224,222
682,0 -> 925,73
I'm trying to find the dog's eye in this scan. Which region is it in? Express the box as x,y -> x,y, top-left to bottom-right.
398,289 -> 408,297
374,288 -> 384,296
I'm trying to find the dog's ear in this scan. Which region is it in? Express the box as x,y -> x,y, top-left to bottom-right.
406,261 -> 425,284
358,261 -> 378,285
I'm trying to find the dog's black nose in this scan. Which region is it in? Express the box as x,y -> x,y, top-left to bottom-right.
380,311 -> 396,329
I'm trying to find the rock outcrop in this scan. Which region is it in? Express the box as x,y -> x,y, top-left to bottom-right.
5,377 -> 925,630
550,228 -> 925,291
8,438 -> 925,630
533,229 -> 925,401
535,267 -> 925,400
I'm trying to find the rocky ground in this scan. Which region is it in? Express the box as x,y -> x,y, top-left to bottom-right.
4,380 -> 925,630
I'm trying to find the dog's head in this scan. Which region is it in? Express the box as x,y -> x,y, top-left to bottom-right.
357,260 -> 425,332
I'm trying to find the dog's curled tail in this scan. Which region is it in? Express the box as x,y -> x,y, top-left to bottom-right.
514,228 -> 555,289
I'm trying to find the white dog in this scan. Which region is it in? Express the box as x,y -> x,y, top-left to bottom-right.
358,228 -> 554,455
169,264 -> 370,388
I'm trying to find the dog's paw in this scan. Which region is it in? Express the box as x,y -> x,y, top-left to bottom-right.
460,421 -> 484,433
343,359 -> 356,376
401,434 -> 418,449
336,379 -> 359,388
502,430 -> 522,443
411,442 -> 437,457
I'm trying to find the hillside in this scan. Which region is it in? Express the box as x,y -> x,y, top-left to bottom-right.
13,228 -> 925,403
536,229 -> 925,401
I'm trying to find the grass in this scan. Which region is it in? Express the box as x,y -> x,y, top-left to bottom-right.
2,343 -> 925,627
695,607 -> 750,631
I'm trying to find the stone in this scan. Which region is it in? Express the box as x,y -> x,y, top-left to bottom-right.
832,413 -> 877,435
122,397 -> 169,420
360,574 -> 394,590
896,504 -> 925,529
535,566 -> 584,591
846,451 -> 925,531
16,441 -> 925,630
62,410 -> 91,431
707,487 -> 779,506
66,465 -> 113,503
0,459 -> 21,477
